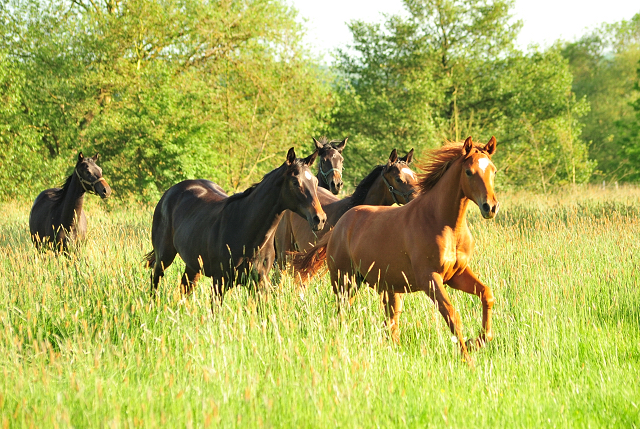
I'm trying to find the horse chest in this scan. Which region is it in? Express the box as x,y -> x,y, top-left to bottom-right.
437,229 -> 470,277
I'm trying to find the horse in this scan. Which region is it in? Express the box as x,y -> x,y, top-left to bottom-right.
293,137 -> 499,363
29,152 -> 112,253
313,137 -> 347,195
274,148 -> 417,268
144,148 -> 327,302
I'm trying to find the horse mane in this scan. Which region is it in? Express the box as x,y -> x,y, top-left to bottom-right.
49,172 -> 74,203
224,161 -> 297,205
418,141 -> 487,193
348,165 -> 385,207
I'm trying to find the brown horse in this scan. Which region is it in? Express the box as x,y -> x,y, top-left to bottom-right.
275,148 -> 417,267
145,148 -> 327,301
294,137 -> 499,363
313,137 -> 347,195
29,152 -> 112,253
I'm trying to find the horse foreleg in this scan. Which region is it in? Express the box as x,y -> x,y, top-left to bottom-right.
381,291 -> 403,344
447,267 -> 495,347
181,267 -> 201,295
418,271 -> 471,364
210,280 -> 226,313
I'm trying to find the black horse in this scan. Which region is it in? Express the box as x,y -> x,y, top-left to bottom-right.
313,137 -> 347,195
29,152 -> 112,252
144,148 -> 327,301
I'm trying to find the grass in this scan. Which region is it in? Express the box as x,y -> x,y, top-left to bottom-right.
0,186 -> 639,428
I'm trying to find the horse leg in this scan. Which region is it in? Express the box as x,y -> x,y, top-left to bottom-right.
180,266 -> 201,295
446,267 -> 495,348
210,280 -> 226,312
381,291 -> 404,344
151,250 -> 176,297
418,270 -> 471,363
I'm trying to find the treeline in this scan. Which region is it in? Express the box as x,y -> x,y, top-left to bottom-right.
0,0 -> 639,201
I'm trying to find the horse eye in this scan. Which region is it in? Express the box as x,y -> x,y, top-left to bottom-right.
465,169 -> 472,176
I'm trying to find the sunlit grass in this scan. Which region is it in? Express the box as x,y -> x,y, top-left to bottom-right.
1,186 -> 639,427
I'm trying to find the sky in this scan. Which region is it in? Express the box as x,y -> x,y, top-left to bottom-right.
288,0 -> 640,62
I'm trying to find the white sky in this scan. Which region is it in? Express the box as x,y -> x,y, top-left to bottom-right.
288,0 -> 640,62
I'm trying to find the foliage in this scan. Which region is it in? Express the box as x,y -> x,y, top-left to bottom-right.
328,0 -> 594,190
562,13 -> 640,182
1,189 -> 639,426
0,0 -> 332,201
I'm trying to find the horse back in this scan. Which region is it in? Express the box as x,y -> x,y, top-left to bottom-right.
29,188 -> 61,243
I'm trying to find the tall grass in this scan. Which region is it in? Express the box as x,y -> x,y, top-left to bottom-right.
1,186 -> 639,427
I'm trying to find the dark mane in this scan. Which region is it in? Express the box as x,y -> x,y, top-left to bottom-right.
49,172 -> 74,203
316,136 -> 343,154
224,161 -> 297,205
417,141 -> 487,193
348,165 -> 385,207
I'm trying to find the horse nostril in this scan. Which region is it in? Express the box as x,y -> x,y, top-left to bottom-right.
482,203 -> 490,213
313,215 -> 321,225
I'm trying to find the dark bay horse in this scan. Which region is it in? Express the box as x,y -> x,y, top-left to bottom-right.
294,137 -> 499,363
275,149 -> 417,267
144,148 -> 327,300
313,137 -> 347,195
29,152 -> 112,252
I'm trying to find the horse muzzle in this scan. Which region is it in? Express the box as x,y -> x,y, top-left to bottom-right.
309,210 -> 327,232
95,179 -> 112,199
480,200 -> 499,219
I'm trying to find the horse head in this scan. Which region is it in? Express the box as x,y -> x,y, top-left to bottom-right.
76,152 -> 112,199
313,137 -> 347,195
460,136 -> 499,219
283,148 -> 327,231
380,148 -> 418,205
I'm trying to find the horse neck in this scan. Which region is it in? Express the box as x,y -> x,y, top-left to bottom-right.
416,160 -> 469,230
362,175 -> 393,206
59,173 -> 85,229
232,167 -> 288,251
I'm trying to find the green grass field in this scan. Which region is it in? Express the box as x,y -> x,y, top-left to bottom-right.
1,187 -> 639,428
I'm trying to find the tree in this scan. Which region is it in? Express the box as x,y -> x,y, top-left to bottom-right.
562,13 -> 640,182
328,0 -> 593,189
0,0 -> 332,201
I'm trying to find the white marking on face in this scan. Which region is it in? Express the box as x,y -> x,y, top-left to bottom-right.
401,167 -> 415,179
304,171 -> 313,180
477,157 -> 491,174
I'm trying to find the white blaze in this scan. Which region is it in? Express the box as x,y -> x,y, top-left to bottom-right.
304,171 -> 313,180
401,167 -> 416,179
477,157 -> 491,174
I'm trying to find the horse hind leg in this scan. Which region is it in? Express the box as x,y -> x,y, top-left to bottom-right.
181,266 -> 201,295
151,248 -> 177,297
381,291 -> 404,344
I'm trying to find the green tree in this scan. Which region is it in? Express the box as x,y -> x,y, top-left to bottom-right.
562,13 -> 640,182
0,0 -> 332,201
329,0 -> 592,189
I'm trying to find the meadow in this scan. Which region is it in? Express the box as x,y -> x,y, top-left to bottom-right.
0,186 -> 639,428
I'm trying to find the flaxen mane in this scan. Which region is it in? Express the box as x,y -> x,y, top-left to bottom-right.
417,141 -> 488,193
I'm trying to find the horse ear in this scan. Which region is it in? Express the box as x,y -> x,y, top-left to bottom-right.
484,136 -> 496,156
78,152 -> 84,162
387,149 -> 398,165
400,148 -> 414,164
286,147 -> 296,165
304,149 -> 319,166
332,138 -> 348,153
313,137 -> 323,151
93,152 -> 100,162
463,137 -> 473,156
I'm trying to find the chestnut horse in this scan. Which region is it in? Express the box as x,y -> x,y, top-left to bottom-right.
144,148 -> 326,301
294,137 -> 499,362
29,152 -> 112,253
275,149 -> 417,267
313,137 -> 347,195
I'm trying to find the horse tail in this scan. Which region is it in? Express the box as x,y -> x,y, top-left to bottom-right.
291,230 -> 333,279
143,250 -> 156,269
